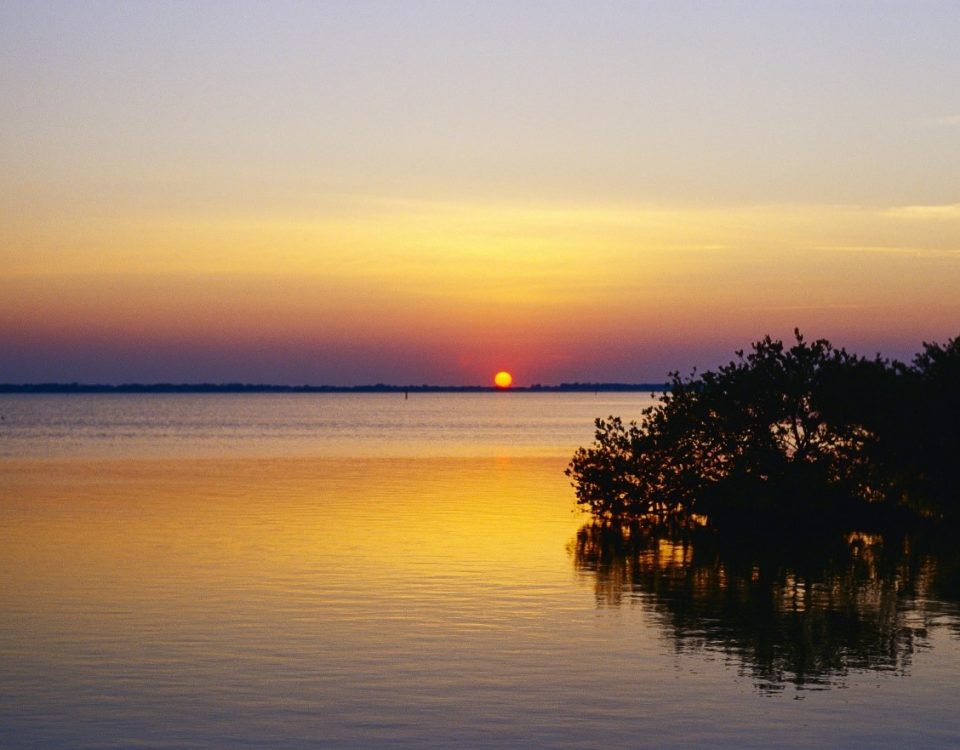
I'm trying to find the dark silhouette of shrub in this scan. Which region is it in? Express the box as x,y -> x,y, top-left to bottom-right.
567,330 -> 960,529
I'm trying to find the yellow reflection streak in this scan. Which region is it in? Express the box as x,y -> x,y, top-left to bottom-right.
0,457 -> 587,633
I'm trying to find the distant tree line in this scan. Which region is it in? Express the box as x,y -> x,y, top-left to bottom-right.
0,382 -> 667,394
567,331 -> 960,529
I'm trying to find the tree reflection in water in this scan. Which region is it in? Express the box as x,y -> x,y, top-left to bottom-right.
570,523 -> 960,693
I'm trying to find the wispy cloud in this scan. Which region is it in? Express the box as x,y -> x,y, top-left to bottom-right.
882,203 -> 960,220
923,114 -> 960,127
810,244 -> 960,259
753,303 -> 880,312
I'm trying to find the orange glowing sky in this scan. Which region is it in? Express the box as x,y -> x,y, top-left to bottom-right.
2,3 -> 959,384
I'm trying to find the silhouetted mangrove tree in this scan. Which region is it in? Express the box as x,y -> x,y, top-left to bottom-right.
567,331 -> 960,529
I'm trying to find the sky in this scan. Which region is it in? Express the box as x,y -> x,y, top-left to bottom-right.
2,0 -> 959,385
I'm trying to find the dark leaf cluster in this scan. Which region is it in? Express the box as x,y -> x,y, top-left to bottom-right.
566,331 -> 960,529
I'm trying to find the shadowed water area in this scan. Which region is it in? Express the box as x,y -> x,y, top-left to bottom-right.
572,524 -> 960,694
1,394 -> 959,748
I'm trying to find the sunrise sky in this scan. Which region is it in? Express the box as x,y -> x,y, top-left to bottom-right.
2,1 -> 959,385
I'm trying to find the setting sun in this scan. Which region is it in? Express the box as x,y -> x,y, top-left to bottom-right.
494,371 -> 513,389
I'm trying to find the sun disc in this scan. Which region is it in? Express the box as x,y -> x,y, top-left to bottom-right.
494,371 -> 513,389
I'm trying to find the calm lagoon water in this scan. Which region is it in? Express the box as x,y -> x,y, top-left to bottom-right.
1,393 -> 959,748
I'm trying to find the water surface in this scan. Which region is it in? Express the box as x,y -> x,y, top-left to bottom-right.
1,394 -> 958,748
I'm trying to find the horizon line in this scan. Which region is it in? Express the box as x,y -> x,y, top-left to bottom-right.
0,382 -> 668,394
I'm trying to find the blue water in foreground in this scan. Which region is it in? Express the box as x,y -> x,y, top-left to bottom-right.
1,394 -> 959,748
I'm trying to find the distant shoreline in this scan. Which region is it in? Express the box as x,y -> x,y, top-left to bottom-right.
0,383 -> 667,394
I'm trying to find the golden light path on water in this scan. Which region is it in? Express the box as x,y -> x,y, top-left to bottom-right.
0,456 -> 618,747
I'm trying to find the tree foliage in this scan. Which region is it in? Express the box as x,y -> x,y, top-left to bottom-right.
567,331 -> 960,529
